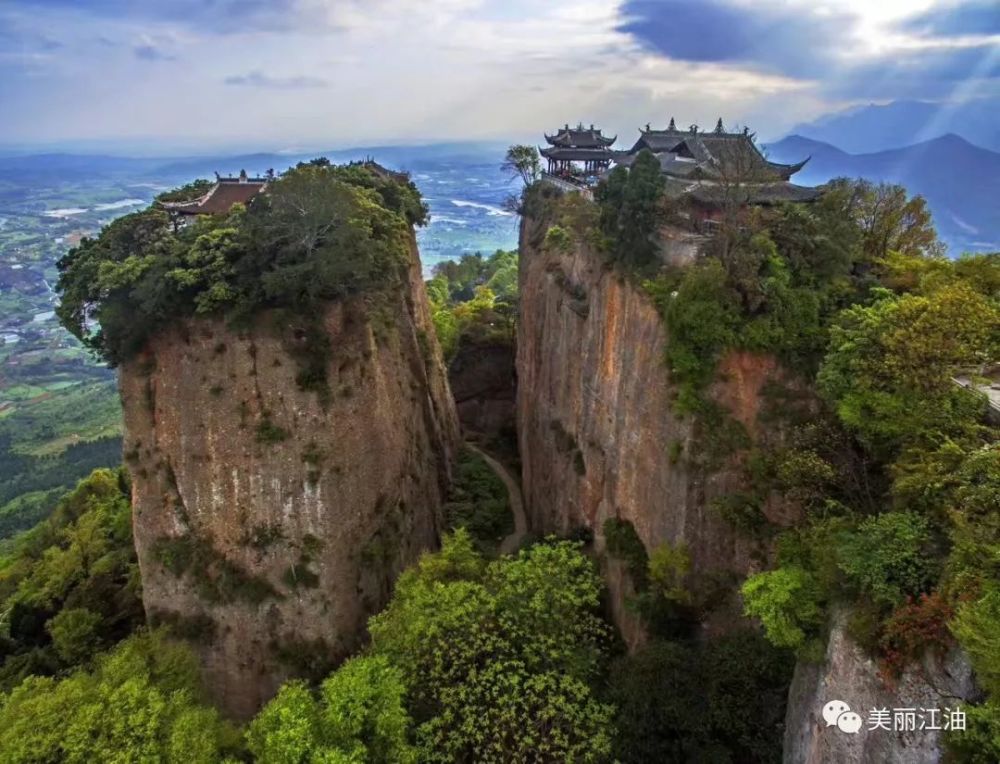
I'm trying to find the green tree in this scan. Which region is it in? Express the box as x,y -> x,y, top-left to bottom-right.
850,180 -> 942,262
247,655 -> 416,764
836,512 -> 937,608
0,631 -> 234,763
46,608 -> 102,664
501,145 -> 541,187
616,150 -> 665,268
741,566 -> 824,651
818,284 -> 998,452
367,530 -> 613,762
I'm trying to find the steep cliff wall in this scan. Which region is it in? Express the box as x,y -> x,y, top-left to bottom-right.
448,338 -> 516,440
784,609 -> 977,763
516,212 -> 799,644
120,237 -> 459,719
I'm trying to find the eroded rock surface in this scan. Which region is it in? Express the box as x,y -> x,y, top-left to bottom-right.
120,238 -> 459,719
448,337 -> 516,439
516,212 -> 800,644
784,609 -> 977,764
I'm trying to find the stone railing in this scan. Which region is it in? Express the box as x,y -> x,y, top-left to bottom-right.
540,172 -> 594,201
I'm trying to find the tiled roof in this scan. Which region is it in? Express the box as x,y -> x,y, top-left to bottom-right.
685,182 -> 822,205
161,179 -> 266,216
545,124 -> 616,148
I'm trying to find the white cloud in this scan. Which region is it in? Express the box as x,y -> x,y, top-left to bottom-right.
0,0 -> 992,150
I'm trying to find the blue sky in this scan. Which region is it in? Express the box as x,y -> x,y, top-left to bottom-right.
0,0 -> 997,152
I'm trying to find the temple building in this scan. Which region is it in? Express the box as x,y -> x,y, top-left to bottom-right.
540,123 -> 617,177
160,169 -> 271,222
615,118 -> 818,207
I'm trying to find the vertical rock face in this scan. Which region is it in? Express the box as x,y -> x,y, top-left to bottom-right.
516,212 -> 799,644
447,338 -> 517,439
120,238 -> 459,719
784,609 -> 976,764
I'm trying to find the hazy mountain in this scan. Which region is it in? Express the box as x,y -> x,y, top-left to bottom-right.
768,133 -> 1000,253
0,142 -> 512,186
789,99 -> 1000,154
0,153 -> 166,182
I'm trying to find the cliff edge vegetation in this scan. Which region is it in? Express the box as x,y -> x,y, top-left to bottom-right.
51,160 -> 461,720
522,148 -> 1000,759
57,160 -> 426,381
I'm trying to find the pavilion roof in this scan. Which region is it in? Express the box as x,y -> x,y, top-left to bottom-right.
545,123 -> 616,148
623,121 -> 810,182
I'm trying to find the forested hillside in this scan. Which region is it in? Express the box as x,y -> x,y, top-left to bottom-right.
0,149 -> 997,762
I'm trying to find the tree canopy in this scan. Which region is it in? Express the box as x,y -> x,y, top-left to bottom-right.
56,162 -> 427,366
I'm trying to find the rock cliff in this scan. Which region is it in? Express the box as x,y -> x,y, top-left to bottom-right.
784,609 -> 977,763
516,209 -> 800,644
447,337 -> 516,440
120,235 -> 459,719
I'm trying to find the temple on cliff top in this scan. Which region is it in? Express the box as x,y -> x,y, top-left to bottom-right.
541,118 -> 819,210
541,123 -> 617,176
159,169 -> 271,221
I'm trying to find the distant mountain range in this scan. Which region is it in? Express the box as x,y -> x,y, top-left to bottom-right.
0,142 -> 511,185
767,133 -> 1000,253
1,129 -> 995,254
789,98 -> 1000,154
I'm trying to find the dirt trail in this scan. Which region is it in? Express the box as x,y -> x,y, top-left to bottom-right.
464,443 -> 527,555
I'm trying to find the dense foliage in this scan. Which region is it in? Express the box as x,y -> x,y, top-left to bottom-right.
595,150 -> 666,268
425,250 -> 517,360
608,632 -> 792,763
0,468 -> 142,691
57,161 -> 427,367
0,631 -> 235,763
246,655 -> 415,763
253,530 -> 614,762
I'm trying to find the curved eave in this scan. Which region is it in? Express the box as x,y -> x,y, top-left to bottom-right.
767,156 -> 810,180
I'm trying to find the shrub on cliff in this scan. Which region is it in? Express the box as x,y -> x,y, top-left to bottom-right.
56,162 -> 425,366
835,511 -> 938,608
741,566 -> 824,652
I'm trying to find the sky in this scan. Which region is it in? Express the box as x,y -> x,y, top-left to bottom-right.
0,0 -> 997,153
